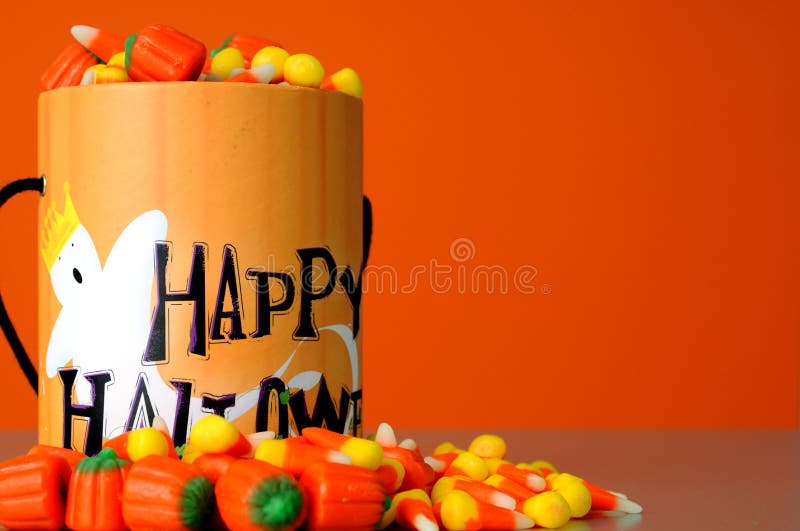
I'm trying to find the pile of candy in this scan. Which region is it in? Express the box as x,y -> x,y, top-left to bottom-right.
40,24 -> 363,97
0,416 -> 642,530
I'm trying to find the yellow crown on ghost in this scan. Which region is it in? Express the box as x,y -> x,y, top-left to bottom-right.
40,183 -> 81,271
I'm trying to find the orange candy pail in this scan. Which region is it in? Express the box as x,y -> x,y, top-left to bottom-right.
36,83 -> 365,454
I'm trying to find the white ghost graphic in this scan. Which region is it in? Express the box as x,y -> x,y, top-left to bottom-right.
45,210 -> 172,436
44,208 -> 271,439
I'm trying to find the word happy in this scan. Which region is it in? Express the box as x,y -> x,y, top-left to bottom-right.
145,242 -> 365,362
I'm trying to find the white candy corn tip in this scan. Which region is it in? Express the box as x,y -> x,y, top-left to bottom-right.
327,450 -> 352,465
528,473 -> 546,492
399,438 -> 418,451
376,422 -> 398,447
617,498 -> 643,514
424,456 -> 446,472
511,511 -> 534,530
71,25 -> 99,47
250,64 -> 276,83
489,491 -> 516,510
79,69 -> 95,86
151,416 -> 169,434
611,489 -> 629,500
413,514 -> 439,531
245,431 -> 275,446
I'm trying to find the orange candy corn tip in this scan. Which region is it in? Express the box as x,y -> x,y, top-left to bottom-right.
440,490 -> 532,530
71,25 -> 125,62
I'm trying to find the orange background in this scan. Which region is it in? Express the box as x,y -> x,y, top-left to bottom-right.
1,0 -> 798,429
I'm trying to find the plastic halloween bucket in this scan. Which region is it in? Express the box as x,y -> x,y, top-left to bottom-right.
16,82 -> 367,455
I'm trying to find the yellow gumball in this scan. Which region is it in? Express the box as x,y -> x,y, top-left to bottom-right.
283,53 -> 325,88
251,46 -> 289,82
211,47 -> 245,79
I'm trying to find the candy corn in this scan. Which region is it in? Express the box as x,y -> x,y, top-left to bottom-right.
391,489 -> 438,531
283,53 -> 325,88
467,435 -> 506,460
254,436 -> 351,477
547,480 -> 591,518
71,25 -> 126,62
376,456 -> 406,493
483,474 -> 536,503
321,67 -> 363,98
211,47 -> 245,79
551,472 -> 642,513
439,490 -> 532,530
444,452 -> 489,481
433,442 -> 464,455
225,64 -> 276,84
189,414 -> 251,457
375,422 -> 399,447
518,491 -> 571,529
487,460 -> 545,492
103,426 -> 177,461
528,459 -> 558,477
302,427 -> 383,470
251,46 -> 290,82
432,476 -> 516,510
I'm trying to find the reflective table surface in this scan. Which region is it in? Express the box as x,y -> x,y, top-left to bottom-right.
2,429 -> 798,530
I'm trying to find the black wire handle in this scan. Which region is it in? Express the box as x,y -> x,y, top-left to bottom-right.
0,175 -> 46,394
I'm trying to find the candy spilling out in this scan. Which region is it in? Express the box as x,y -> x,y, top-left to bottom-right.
0,417 -> 642,530
40,24 -> 363,97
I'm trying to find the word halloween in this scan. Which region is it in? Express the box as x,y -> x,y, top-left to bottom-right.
60,368 -> 363,455
144,242 -> 365,363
